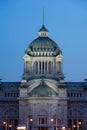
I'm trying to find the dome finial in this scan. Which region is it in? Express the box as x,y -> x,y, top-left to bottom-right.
38,8 -> 48,37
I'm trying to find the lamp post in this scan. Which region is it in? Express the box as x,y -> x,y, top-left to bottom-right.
73,124 -> 76,128
3,121 -> 7,130
29,117 -> 33,130
9,124 -> 12,130
26,116 -> 33,130
78,120 -> 82,130
50,117 -> 55,130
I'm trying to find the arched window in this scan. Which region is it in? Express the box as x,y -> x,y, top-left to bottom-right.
68,109 -> 82,130
4,108 -> 18,130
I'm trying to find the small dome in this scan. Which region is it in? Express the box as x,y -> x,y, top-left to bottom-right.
25,25 -> 62,56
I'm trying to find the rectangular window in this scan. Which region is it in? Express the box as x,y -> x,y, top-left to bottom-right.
5,92 -> 7,97
68,119 -> 72,126
42,118 -> 44,124
68,93 -> 70,97
80,93 -> 82,97
39,117 -> 47,124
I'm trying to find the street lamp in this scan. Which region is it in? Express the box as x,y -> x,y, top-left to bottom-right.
9,124 -> 12,130
3,121 -> 7,130
78,121 -> 82,125
27,117 -> 33,130
78,120 -> 82,130
73,124 -> 76,128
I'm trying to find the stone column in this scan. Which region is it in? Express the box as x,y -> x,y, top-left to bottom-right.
49,61 -> 51,74
25,61 -> 29,73
51,61 -> 53,74
32,61 -> 34,74
24,62 -> 26,73
41,62 -> 42,74
50,61 -> 52,74
59,61 -> 63,74
47,61 -> 49,74
38,61 -> 39,74
53,60 -> 56,74
44,62 -> 45,74
56,61 -> 58,73
45,62 -> 47,74
30,62 -> 31,74
35,61 -> 37,74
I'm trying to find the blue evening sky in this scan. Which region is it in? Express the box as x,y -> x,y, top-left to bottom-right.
0,0 -> 87,82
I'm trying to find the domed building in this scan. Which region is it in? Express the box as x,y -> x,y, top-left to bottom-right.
19,24 -> 68,130
0,24 -> 87,130
22,24 -> 64,81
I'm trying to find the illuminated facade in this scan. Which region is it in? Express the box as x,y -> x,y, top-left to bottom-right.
0,25 -> 87,130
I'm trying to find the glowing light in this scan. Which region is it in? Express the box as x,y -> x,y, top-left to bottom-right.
78,121 -> 82,125
9,125 -> 12,128
3,121 -> 6,125
73,125 -> 76,128
50,118 -> 54,122
62,126 -> 65,130
17,126 -> 26,130
29,118 -> 33,122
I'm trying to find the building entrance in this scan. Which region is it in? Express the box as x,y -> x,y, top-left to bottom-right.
38,127 -> 48,130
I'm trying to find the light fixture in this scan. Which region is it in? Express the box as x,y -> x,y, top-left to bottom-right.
17,126 -> 26,130
62,126 -> 65,130
3,121 -> 6,125
73,125 -> 76,128
50,118 -> 54,122
29,118 -> 33,122
9,124 -> 12,128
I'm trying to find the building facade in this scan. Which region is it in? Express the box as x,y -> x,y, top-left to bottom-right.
0,25 -> 87,130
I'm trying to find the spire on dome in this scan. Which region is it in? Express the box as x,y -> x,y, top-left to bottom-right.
38,8 -> 48,37
43,7 -> 45,25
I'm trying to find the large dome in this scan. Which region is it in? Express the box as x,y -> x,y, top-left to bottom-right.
25,25 -> 62,56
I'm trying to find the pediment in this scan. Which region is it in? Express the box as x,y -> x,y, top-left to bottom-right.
27,79 -> 58,94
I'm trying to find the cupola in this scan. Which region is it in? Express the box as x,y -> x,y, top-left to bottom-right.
38,24 -> 48,37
